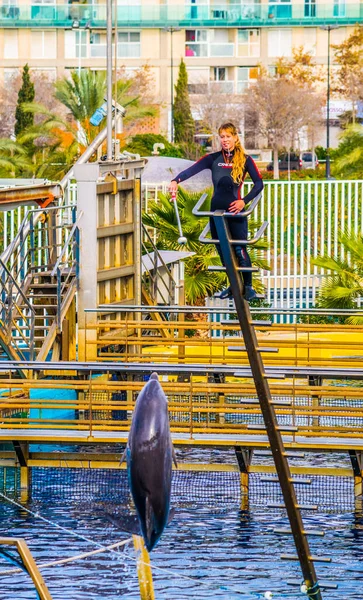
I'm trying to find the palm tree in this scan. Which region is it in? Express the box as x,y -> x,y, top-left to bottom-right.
143,187 -> 269,304
312,229 -> 363,323
54,70 -> 156,147
0,139 -> 31,177
7,69 -> 157,179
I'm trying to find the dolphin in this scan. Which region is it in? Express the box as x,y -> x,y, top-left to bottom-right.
120,372 -> 177,551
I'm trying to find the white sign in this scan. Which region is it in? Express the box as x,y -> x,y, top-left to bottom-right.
322,100 -> 353,119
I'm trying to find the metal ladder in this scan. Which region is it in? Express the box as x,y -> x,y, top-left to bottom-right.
192,193 -> 334,600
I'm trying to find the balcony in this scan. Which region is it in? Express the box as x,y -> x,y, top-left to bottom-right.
0,3 -> 361,28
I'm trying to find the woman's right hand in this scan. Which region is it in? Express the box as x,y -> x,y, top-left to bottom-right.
169,181 -> 178,197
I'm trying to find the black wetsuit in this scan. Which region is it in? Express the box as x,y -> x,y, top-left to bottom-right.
172,150 -> 264,286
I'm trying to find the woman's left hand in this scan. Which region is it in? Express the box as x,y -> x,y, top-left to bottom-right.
228,199 -> 245,214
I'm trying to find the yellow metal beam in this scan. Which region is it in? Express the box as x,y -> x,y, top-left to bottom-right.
0,538 -> 52,600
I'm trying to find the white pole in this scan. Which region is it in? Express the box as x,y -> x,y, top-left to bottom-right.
106,0 -> 113,160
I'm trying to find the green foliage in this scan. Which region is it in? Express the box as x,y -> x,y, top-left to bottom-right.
15,64 -> 35,138
124,134 -> 184,157
315,146 -> 328,160
55,70 -> 106,124
311,228 -> 363,324
331,125 -> 363,179
173,60 -> 195,145
143,186 -> 269,304
261,167 -> 327,180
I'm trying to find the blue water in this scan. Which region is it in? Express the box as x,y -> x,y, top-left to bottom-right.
0,455 -> 361,600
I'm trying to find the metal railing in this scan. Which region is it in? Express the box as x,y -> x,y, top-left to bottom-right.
143,179 -> 363,309
141,224 -> 178,306
0,258 -> 35,361
50,208 -> 81,331
0,3 -> 360,26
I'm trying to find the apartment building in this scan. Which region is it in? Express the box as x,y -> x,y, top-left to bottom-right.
0,0 -> 361,142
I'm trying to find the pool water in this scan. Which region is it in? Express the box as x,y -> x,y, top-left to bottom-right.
0,461 -> 362,600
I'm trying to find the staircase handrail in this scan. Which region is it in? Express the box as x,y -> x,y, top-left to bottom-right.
141,224 -> 178,305
0,257 -> 35,360
50,211 -> 83,278
192,191 -> 262,218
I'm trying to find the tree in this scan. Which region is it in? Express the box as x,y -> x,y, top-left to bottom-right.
243,76 -> 322,179
311,228 -> 363,323
191,91 -> 245,151
14,64 -> 35,138
173,60 -> 195,146
275,46 -> 324,88
332,26 -> 363,122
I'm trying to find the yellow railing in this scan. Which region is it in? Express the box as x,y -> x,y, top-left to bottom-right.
85,316 -> 363,368
0,377 -> 363,444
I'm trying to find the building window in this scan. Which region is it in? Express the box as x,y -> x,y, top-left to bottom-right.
4,30 -> 18,58
31,31 -> 57,59
237,66 -> 259,92
333,0 -> 345,16
303,28 -> 317,55
31,0 -> 55,20
304,0 -> 316,17
117,31 -> 140,58
186,0 -> 209,20
90,32 -> 106,58
65,30 -> 88,59
185,30 -> 208,57
1,0 -> 19,19
210,67 -> 234,93
187,67 -> 209,94
268,0 -> 292,19
238,29 -> 260,57
267,28 -> 292,57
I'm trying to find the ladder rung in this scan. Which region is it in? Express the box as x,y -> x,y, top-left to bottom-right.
274,529 -> 324,537
267,503 -> 318,510
238,398 -> 289,406
228,346 -> 279,353
233,371 -> 286,380
220,319 -> 272,326
283,452 -> 306,458
208,266 -> 259,272
260,477 -> 311,485
247,425 -> 298,432
271,400 -> 292,406
281,554 -> 331,563
286,580 -> 337,590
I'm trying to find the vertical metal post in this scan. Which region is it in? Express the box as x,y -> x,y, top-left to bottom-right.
326,26 -> 331,179
106,0 -> 113,160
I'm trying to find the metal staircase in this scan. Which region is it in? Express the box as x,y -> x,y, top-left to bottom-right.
192,194 -> 333,599
0,204 -> 79,367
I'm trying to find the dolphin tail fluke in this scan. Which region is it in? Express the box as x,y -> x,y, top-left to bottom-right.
102,511 -> 141,535
119,446 -> 127,465
167,507 -> 176,525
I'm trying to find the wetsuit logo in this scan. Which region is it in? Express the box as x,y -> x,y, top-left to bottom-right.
218,163 -> 233,168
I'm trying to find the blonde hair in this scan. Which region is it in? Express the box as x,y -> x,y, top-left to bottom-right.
218,122 -> 246,184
